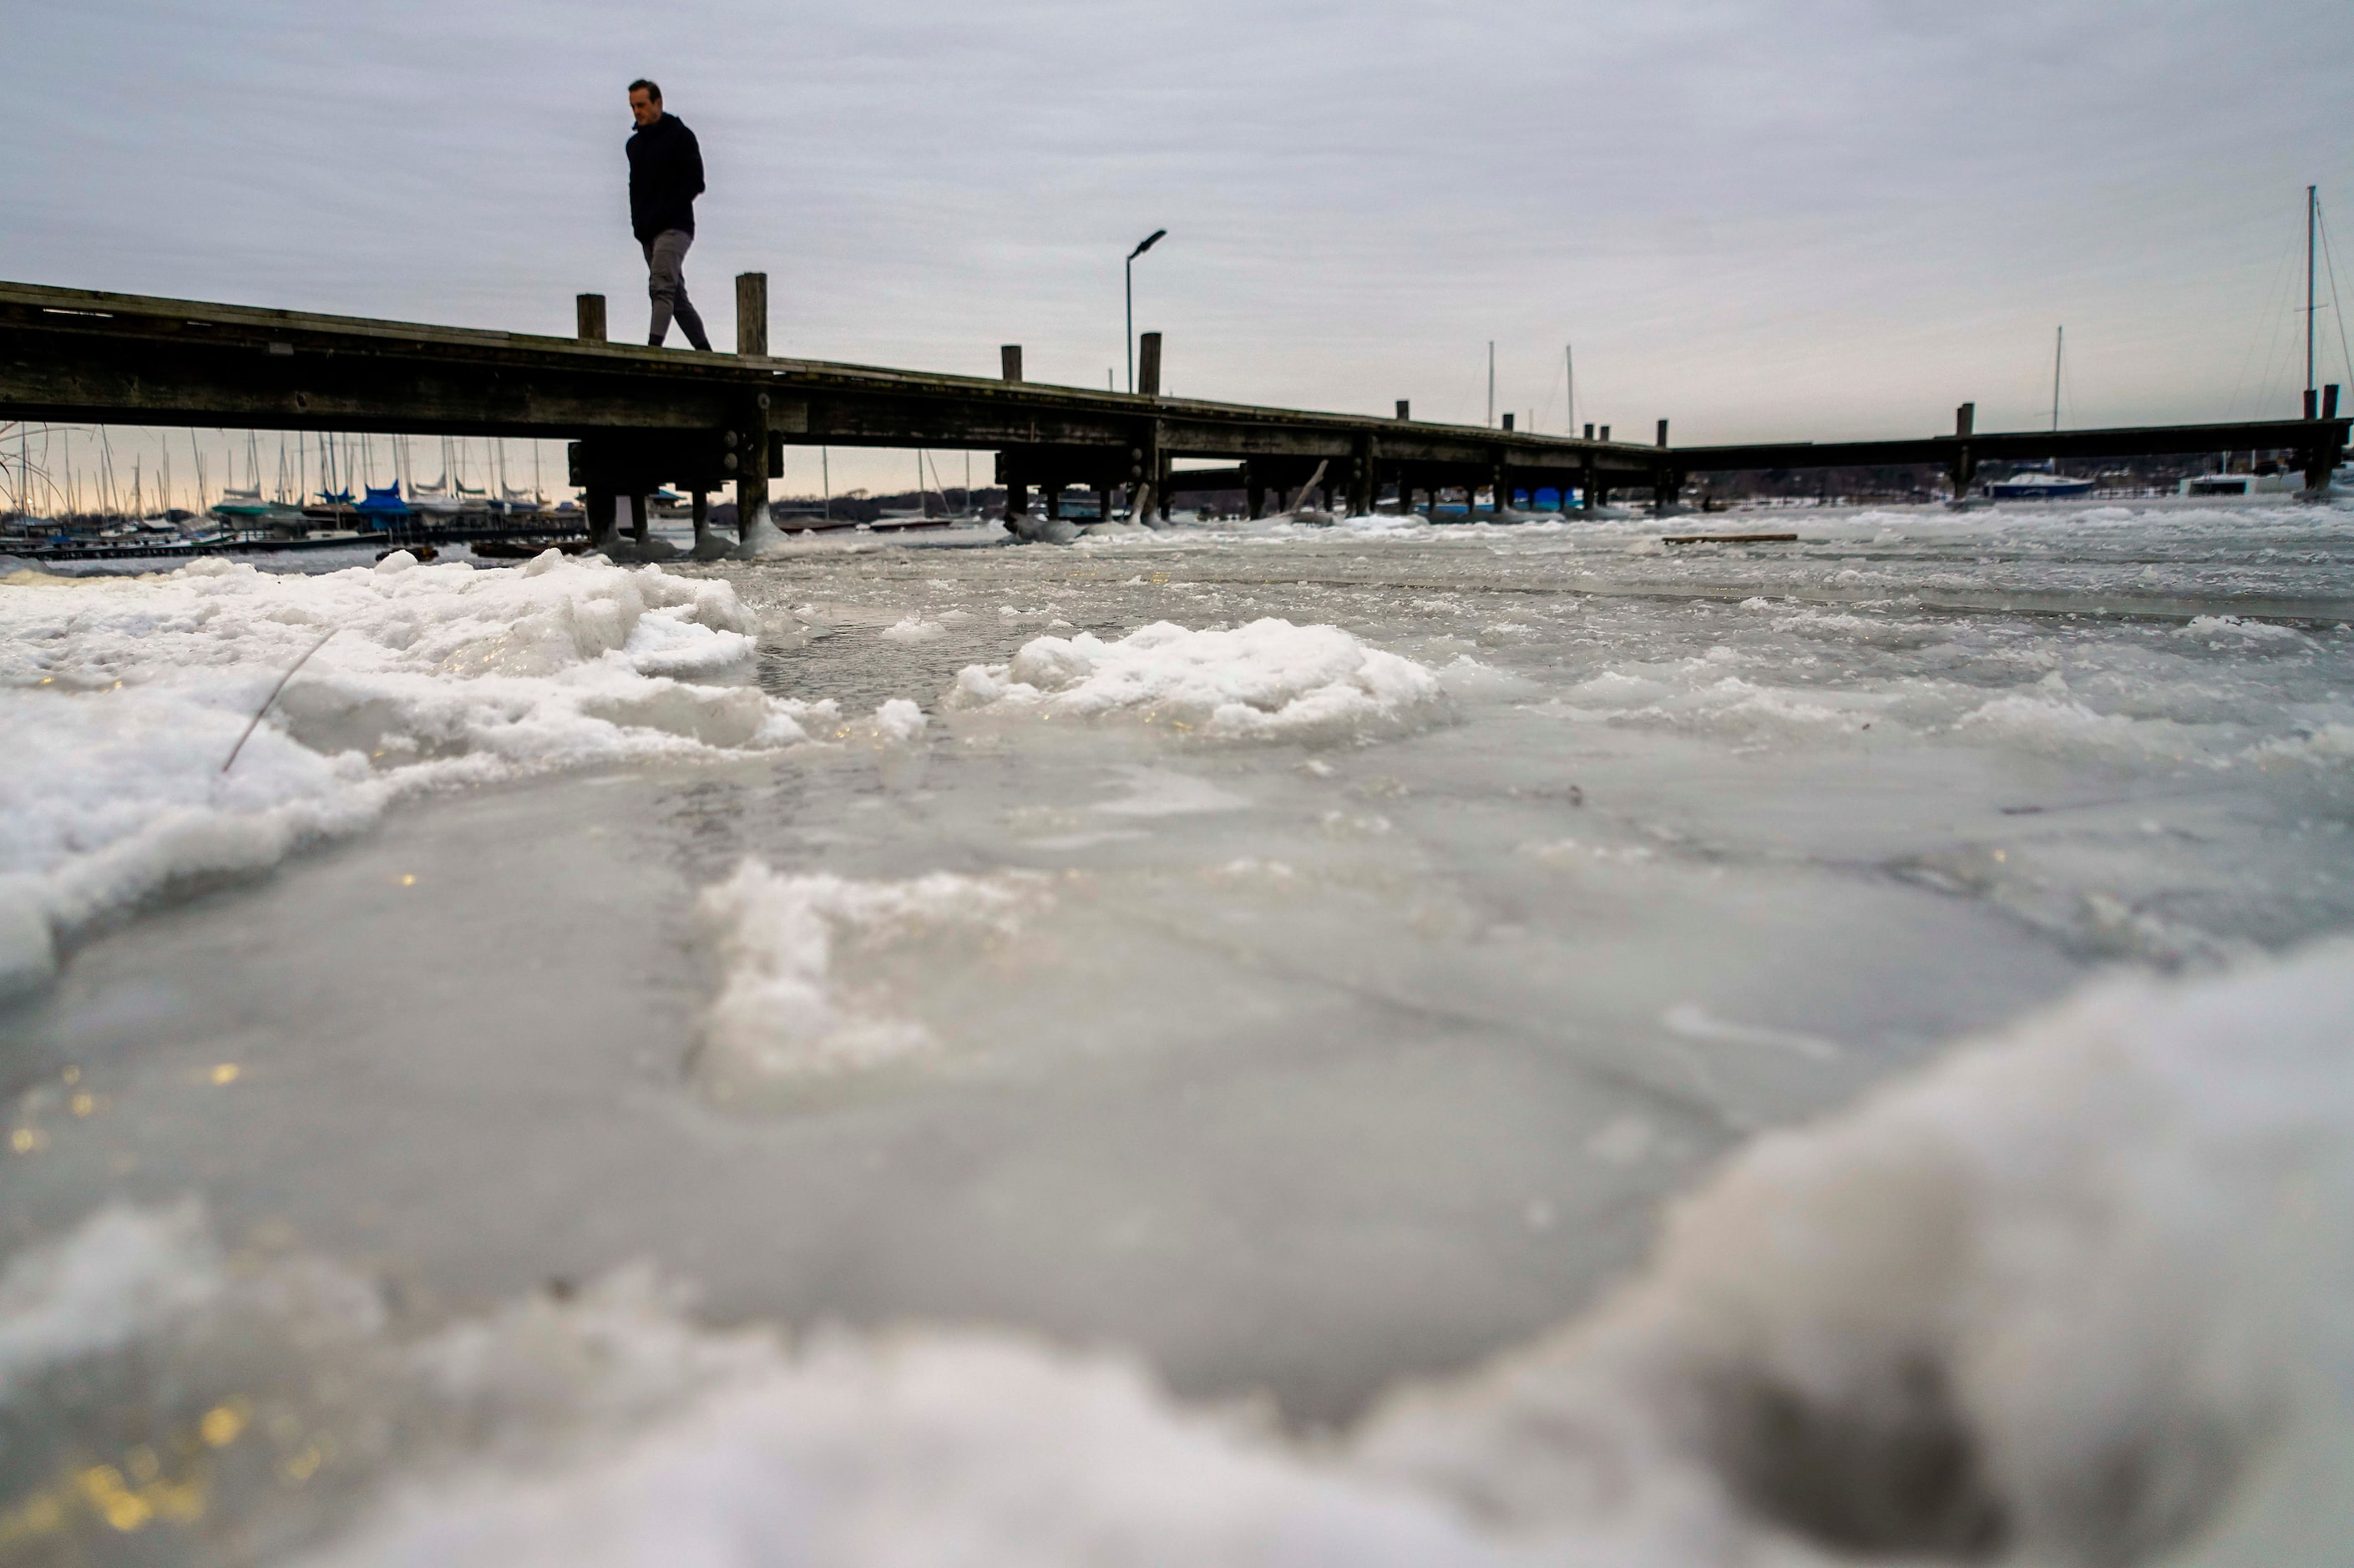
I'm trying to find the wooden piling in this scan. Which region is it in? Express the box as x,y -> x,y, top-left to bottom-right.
1396,400 -> 1410,420
576,295 -> 607,343
735,274 -> 768,357
1137,333 -> 1162,397
1951,402 -> 1977,500
1001,345 -> 1023,382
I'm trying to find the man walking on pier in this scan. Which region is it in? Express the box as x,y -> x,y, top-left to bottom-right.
625,79 -> 712,352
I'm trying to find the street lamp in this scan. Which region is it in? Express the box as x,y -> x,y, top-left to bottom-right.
1126,229 -> 1167,393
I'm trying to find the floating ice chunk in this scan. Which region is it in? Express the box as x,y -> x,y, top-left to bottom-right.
879,616 -> 946,643
943,620 -> 1446,741
692,860 -> 1047,1100
1432,654 -> 1530,700
2180,615 -> 2304,645
620,610 -> 757,679
1955,691 -> 2198,758
873,698 -> 928,744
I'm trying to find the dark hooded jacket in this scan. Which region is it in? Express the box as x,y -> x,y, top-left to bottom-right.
626,113 -> 704,243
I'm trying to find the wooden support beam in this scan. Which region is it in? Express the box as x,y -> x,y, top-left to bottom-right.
1950,401 -> 1977,499
585,486 -> 615,547
737,396 -> 772,544
577,295 -> 607,343
1129,423 -> 1164,525
1001,345 -> 1023,382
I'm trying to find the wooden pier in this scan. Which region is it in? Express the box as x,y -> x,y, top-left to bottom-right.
3,279 -> 2346,544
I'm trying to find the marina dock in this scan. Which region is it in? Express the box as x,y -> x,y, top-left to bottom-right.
3,277 -> 2346,544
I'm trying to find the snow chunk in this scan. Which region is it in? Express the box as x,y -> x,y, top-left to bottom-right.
873,699 -> 927,744
2179,615 -> 2303,644
1362,938 -> 2354,1560
0,554 -> 802,988
692,860 -> 1047,1101
942,619 -> 1445,741
0,1201 -> 224,1404
878,616 -> 946,644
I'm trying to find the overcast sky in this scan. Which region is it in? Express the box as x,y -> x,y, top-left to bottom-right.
8,0 -> 2352,496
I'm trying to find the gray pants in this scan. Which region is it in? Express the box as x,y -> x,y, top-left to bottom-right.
643,229 -> 711,350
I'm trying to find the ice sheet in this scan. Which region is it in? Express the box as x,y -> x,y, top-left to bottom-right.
3,942 -> 2345,1565
4,498 -> 2351,1565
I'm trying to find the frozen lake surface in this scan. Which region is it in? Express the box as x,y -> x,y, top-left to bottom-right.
3,500 -> 2351,1565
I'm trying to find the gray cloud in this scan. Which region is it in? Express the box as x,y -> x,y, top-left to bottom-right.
8,0 -> 2351,493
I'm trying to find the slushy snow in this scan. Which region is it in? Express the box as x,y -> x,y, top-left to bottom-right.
693,860 -> 1048,1099
944,618 -> 1447,740
5,941 -> 2346,1565
0,551 -> 813,995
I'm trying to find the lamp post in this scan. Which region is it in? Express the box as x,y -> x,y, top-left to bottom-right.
1126,229 -> 1167,393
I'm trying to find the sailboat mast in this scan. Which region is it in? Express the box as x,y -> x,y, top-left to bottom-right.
2309,185 -> 2319,407
2051,326 -> 2063,434
1486,341 -> 1496,428
1565,345 -> 1575,436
